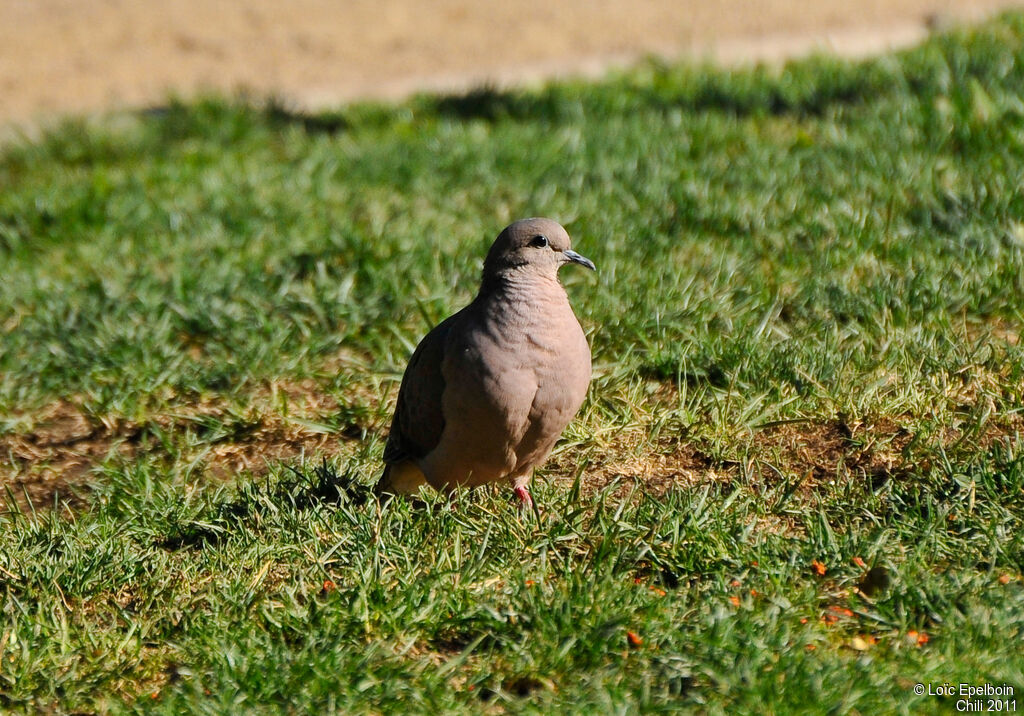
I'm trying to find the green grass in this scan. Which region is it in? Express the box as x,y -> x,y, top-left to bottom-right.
3,12 -> 1024,713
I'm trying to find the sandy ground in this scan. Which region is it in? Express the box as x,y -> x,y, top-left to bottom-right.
1,0 -> 1022,129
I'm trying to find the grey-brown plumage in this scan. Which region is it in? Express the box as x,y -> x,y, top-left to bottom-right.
377,218 -> 595,504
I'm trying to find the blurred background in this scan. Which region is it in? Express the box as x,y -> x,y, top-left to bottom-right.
2,0 -> 1022,129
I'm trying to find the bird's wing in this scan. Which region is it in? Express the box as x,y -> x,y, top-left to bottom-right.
382,310 -> 463,466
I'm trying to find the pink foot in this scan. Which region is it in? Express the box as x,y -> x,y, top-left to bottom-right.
513,485 -> 534,509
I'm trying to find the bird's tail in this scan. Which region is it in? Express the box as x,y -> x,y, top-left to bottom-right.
374,461 -> 429,498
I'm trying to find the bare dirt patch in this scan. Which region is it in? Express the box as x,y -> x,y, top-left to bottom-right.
1,399 -> 128,512
559,418 -> 909,501
7,387 -> 1020,514
0,380 -> 369,512
744,417 -> 915,490
561,441 -> 717,499
2,1 -> 1021,131
5,360 -> 1021,513
562,405 -> 1021,503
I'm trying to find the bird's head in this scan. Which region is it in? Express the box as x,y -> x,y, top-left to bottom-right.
482,217 -> 596,283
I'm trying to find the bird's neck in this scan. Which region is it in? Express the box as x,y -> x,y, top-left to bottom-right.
474,273 -> 570,323
478,272 -> 566,300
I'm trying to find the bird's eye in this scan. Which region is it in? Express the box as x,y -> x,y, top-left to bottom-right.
530,235 -> 549,248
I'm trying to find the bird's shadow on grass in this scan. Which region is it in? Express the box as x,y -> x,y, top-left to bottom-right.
279,458 -> 372,509
160,458 -> 372,551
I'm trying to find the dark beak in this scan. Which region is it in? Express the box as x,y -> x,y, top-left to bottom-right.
563,249 -> 596,271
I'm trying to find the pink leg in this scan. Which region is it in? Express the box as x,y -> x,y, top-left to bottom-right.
513,485 -> 534,509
